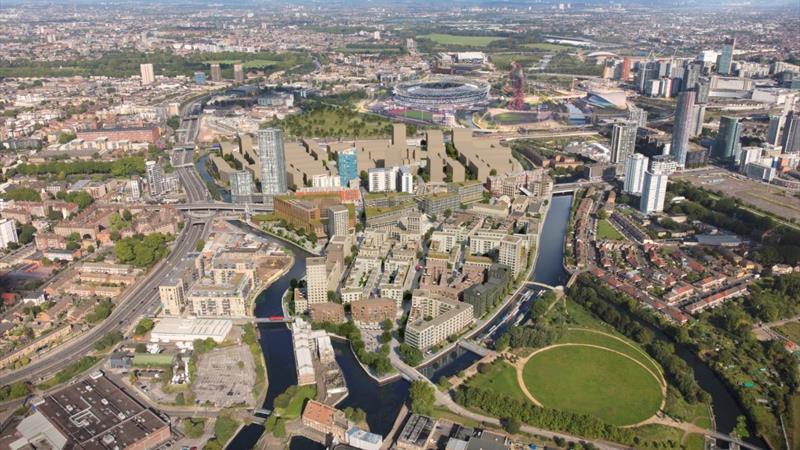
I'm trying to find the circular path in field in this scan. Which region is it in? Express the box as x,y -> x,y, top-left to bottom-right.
519,343 -> 664,426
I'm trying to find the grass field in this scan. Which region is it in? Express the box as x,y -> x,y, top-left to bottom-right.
776,321 -> 800,343
402,110 -> 433,121
523,43 -> 574,51
465,360 -> 526,399
419,33 -> 503,47
597,219 -> 625,240
557,329 -> 662,380
490,53 -> 542,71
493,112 -> 542,124
267,107 -> 394,138
522,345 -> 662,426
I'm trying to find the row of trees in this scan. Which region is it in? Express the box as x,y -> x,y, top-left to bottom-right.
569,276 -> 708,404
12,157 -> 146,178
454,385 -> 635,444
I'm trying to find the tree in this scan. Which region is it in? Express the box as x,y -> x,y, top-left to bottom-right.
444,209 -> 452,218
504,416 -> 521,434
359,170 -> 368,183
398,343 -> 423,366
596,209 -> 608,220
409,380 -> 435,415
732,415 -> 749,439
58,132 -> 77,144
381,319 -> 393,330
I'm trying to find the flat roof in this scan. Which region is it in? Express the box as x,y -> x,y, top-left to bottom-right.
33,373 -> 169,450
150,317 -> 232,341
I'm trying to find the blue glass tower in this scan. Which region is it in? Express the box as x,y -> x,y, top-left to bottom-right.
337,148 -> 358,187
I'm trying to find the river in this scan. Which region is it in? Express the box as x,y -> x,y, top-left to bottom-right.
227,192 -> 761,449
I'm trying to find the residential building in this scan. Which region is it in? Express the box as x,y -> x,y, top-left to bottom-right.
300,257 -> 328,314
623,153 -> 648,195
399,166 -> 414,194
145,160 -> 165,196
351,298 -> 397,327
140,63 -> 155,85
368,167 -> 397,192
462,264 -> 511,317
649,155 -> 679,175
639,169 -> 669,214
670,90 -> 696,167
0,219 -> 19,249
717,37 -> 736,75
327,204 -> 350,238
210,63 -> 222,82
498,235 -> 528,278
712,116 -> 742,161
230,170 -> 254,203
610,121 -> 637,164
258,128 -> 288,207
405,291 -> 473,351
766,114 -> 785,146
310,303 -> 345,324
233,64 -> 244,83
783,111 -> 800,153
419,192 -> 459,217
337,148 -> 358,187
274,197 -> 325,237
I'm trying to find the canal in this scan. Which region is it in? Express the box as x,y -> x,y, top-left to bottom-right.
196,153 -> 232,202
227,189 -> 760,448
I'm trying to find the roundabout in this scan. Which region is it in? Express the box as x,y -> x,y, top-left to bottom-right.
516,330 -> 666,427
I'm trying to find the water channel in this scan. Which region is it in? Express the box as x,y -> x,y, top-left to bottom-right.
227,192 -> 760,449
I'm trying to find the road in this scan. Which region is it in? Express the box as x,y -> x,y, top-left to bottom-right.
0,94 -> 213,387
0,220 -> 207,386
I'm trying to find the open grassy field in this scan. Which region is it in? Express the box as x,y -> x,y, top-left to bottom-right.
522,345 -> 663,426
419,33 -> 504,47
490,53 -> 542,71
597,219 -> 625,240
465,360 -> 525,399
557,328 -> 662,380
401,110 -> 433,121
267,107 -> 394,139
523,43 -> 574,51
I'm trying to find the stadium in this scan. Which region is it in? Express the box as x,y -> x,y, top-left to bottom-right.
393,77 -> 491,110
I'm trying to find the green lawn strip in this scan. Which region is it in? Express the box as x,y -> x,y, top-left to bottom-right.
465,360 -> 525,399
683,433 -> 707,450
522,346 -> 662,426
558,328 -> 663,383
418,33 -> 503,47
629,424 -> 686,450
597,219 -> 625,240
